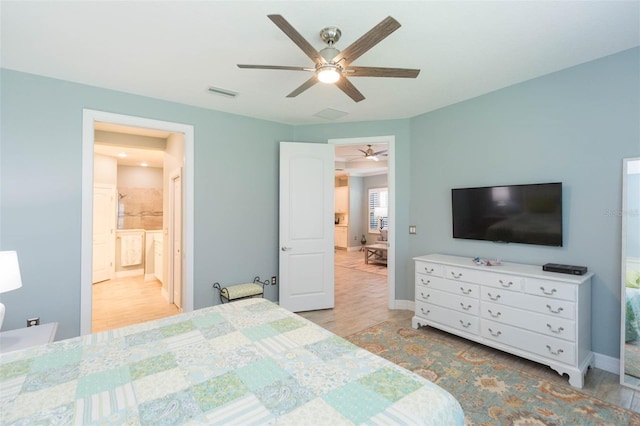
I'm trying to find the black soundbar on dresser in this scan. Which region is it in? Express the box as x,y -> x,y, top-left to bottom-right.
542,263 -> 588,275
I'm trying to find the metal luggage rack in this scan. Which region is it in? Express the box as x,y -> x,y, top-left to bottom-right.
212,276 -> 273,304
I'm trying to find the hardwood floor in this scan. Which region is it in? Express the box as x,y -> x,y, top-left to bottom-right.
92,250 -> 640,412
92,276 -> 180,333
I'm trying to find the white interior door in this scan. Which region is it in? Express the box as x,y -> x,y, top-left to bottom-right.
92,185 -> 115,284
279,142 -> 334,312
170,169 -> 183,310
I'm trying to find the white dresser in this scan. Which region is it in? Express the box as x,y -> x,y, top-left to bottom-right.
412,253 -> 593,388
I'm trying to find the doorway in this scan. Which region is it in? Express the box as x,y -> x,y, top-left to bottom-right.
329,136 -> 395,308
81,109 -> 194,335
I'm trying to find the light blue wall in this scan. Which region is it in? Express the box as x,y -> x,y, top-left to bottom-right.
0,69 -> 291,339
409,48 -> 640,357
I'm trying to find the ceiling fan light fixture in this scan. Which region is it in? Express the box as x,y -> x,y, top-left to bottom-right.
317,65 -> 341,84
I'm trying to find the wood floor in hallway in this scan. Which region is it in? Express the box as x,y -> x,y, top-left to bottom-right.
92,276 -> 180,333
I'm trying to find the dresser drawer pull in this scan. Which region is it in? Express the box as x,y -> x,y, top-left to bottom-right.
459,320 -> 472,328
540,286 -> 557,296
546,345 -> 564,356
546,304 -> 564,314
546,324 -> 565,334
460,287 -> 472,295
487,292 -> 501,301
499,280 -> 514,288
420,292 -> 430,300
451,271 -> 463,279
420,307 -> 431,315
460,303 -> 472,311
420,278 -> 431,285
488,328 -> 502,337
488,309 -> 501,318
424,267 -> 435,274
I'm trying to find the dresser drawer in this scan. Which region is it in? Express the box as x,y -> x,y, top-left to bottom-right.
480,287 -> 575,320
415,301 -> 479,334
416,286 -> 479,315
480,273 -> 524,292
524,278 -> 576,301
481,319 -> 575,365
416,261 -> 444,277
481,301 -> 576,341
416,274 -> 479,298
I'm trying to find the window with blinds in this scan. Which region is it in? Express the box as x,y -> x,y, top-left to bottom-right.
368,187 -> 388,233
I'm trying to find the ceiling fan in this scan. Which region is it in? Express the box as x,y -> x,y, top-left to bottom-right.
359,145 -> 387,161
237,15 -> 420,102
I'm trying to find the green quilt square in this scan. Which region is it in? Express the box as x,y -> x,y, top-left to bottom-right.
0,358 -> 33,380
32,347 -> 82,372
76,365 -> 131,397
323,382 -> 391,424
241,324 -> 278,341
130,352 -> 177,380
160,320 -> 195,338
306,336 -> 356,361
192,312 -> 227,329
359,367 -> 422,402
269,317 -> 305,333
191,372 -> 249,412
236,358 -> 289,391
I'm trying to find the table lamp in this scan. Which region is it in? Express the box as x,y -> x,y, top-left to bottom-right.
0,251 -> 23,330
374,207 -> 388,230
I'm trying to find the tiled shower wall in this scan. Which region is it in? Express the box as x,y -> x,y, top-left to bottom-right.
117,187 -> 163,230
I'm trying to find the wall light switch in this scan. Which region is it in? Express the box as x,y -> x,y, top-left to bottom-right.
409,225 -> 417,235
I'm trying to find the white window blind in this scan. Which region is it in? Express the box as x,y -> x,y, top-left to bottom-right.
368,187 -> 388,233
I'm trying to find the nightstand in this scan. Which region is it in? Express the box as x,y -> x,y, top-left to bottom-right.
0,322 -> 58,353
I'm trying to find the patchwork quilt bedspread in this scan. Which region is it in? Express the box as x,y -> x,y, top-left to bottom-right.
0,298 -> 463,425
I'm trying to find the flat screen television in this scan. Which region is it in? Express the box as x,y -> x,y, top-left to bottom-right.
451,182 -> 563,247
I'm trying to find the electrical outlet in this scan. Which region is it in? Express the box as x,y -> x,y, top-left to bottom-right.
409,225 -> 417,235
27,317 -> 40,327
271,276 -> 277,285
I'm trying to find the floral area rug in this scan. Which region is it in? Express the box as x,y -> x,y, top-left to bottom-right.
347,322 -> 640,425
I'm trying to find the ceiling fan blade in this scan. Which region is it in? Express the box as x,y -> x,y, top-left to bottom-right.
347,66 -> 420,78
286,75 -> 318,98
268,14 -> 325,65
237,64 -> 313,72
335,78 -> 365,102
373,150 -> 388,156
332,16 -> 401,66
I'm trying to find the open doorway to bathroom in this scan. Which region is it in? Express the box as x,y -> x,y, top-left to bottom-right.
81,110 -> 194,335
91,123 -> 182,332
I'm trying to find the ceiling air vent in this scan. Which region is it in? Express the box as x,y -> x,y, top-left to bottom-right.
207,86 -> 238,98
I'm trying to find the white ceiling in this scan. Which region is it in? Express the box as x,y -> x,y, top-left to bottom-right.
2,1 -> 638,126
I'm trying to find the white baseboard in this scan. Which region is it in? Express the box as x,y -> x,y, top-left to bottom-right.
144,273 -> 156,282
161,287 -> 170,303
593,352 -> 620,375
392,299 -> 415,311
115,268 -> 144,279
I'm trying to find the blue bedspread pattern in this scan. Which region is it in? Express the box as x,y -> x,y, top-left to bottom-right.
0,298 -> 463,425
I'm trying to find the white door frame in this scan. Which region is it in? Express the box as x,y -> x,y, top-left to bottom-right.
328,135 -> 396,309
81,109 -> 194,335
92,183 -> 116,283
169,168 -> 183,310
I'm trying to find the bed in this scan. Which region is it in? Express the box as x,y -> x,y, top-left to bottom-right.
0,298 -> 463,425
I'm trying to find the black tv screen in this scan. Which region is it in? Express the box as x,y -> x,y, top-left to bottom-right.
452,182 -> 563,247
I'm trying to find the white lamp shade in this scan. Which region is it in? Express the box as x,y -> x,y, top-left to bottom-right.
374,207 -> 388,218
0,251 -> 23,293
